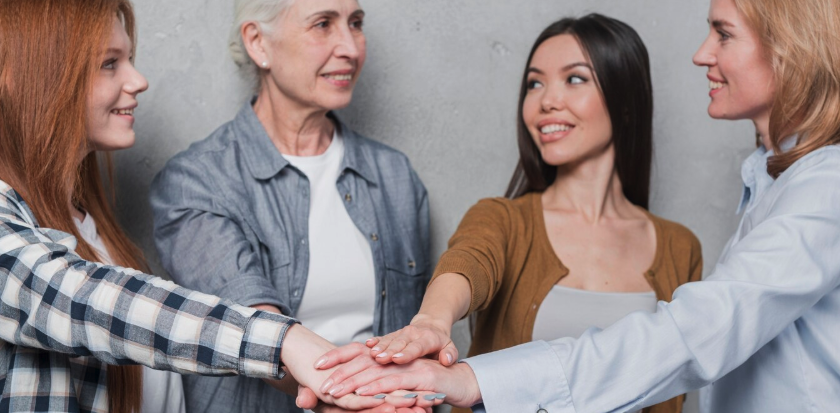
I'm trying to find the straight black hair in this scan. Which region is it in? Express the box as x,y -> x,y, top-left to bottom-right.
505,13 -> 653,209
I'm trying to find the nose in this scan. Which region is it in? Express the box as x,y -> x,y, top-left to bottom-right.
334,25 -> 363,60
124,64 -> 149,95
540,83 -> 565,113
693,33 -> 717,67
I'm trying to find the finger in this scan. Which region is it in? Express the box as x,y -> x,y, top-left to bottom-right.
315,404 -> 396,413
315,342 -> 368,370
437,341 -> 459,366
329,393 -> 389,411
321,355 -> 381,397
375,338 -> 412,364
390,341 -> 430,365
365,337 -> 380,348
323,356 -> 381,396
369,334 -> 397,357
353,373 -> 411,397
296,386 -> 320,409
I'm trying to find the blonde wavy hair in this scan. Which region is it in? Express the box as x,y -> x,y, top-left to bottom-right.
734,0 -> 840,177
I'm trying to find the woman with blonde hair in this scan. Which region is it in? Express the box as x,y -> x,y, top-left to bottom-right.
310,0 -> 840,411
0,0 -> 436,412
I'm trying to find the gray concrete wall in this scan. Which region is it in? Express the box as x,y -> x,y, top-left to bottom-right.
116,1 -> 758,412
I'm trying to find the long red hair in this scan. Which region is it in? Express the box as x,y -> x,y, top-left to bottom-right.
0,0 -> 146,411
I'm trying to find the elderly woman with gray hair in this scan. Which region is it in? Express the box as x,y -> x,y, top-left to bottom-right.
149,0 -> 431,412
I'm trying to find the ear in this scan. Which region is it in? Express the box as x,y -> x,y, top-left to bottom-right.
241,21 -> 270,69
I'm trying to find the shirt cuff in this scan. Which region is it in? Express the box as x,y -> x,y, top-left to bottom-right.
238,309 -> 299,379
463,340 -> 575,413
216,274 -> 292,315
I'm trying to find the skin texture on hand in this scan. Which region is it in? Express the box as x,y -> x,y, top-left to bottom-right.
316,353 -> 482,408
280,325 -> 410,410
365,315 -> 458,366
296,386 -> 436,413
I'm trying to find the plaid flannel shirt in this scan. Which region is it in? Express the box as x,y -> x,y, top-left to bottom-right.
0,180 -> 298,412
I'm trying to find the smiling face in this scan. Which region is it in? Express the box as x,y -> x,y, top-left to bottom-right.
263,0 -> 366,112
522,34 -> 613,167
86,17 -> 148,152
693,0 -> 775,125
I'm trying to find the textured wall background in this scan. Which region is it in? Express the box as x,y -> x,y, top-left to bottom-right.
116,1 -> 758,412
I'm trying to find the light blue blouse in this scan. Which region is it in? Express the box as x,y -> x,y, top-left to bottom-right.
466,143 -> 840,413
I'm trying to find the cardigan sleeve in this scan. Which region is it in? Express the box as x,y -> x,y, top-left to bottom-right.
431,198 -> 515,314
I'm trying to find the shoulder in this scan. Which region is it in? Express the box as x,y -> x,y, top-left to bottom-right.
466,193 -> 538,226
648,213 -> 702,254
768,144 -> 840,214
153,121 -> 240,187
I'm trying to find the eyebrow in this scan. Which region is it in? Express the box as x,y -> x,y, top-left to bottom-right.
307,9 -> 365,21
710,19 -> 735,29
527,61 -> 592,75
105,47 -> 125,55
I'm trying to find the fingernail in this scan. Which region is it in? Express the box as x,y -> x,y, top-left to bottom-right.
314,357 -> 327,368
357,386 -> 370,395
423,394 -> 437,401
372,347 -> 381,352
328,384 -> 344,396
446,353 -> 454,364
404,393 -> 418,399
319,379 -> 334,393
393,353 -> 404,358
366,338 -> 375,344
376,352 -> 388,358
435,393 -> 446,399
373,394 -> 387,399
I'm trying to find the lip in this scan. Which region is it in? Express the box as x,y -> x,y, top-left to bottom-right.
321,69 -> 356,88
536,118 -> 575,144
111,104 -> 137,124
707,74 -> 726,97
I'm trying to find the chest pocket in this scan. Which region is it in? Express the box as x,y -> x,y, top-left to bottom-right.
383,235 -> 426,277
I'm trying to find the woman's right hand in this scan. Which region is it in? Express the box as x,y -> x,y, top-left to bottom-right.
368,314 -> 458,366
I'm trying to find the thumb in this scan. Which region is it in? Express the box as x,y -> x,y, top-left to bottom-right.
438,341 -> 459,366
296,385 -> 320,409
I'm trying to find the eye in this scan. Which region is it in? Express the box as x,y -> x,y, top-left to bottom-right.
350,18 -> 364,30
315,19 -> 329,29
717,30 -> 731,41
527,79 -> 543,90
568,75 -> 587,85
101,58 -> 117,70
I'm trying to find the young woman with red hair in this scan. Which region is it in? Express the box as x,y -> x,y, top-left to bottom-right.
0,0 -> 437,412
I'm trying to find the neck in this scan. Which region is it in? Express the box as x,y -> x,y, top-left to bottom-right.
253,82 -> 334,157
542,144 -> 632,223
754,113 -> 772,149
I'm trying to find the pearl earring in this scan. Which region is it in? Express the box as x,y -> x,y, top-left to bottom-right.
261,61 -> 268,68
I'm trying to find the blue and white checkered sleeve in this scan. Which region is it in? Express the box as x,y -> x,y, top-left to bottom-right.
0,189 -> 298,378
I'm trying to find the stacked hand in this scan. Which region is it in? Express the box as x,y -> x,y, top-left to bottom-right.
279,325 -> 445,412
306,316 -> 483,409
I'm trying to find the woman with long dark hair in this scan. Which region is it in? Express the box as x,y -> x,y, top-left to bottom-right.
309,0 -> 840,411
311,13 -> 702,413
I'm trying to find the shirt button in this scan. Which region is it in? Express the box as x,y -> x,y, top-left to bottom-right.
370,233 -> 379,241
345,193 -> 352,202
408,260 -> 416,269
293,290 -> 300,297
301,239 -> 306,245
381,289 -> 386,298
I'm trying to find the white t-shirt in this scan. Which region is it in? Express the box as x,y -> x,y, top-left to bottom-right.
284,130 -> 376,346
74,214 -> 187,413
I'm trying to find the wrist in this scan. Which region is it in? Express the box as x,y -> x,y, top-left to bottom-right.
410,313 -> 453,334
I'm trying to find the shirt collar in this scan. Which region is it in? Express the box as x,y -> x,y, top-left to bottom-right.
737,136 -> 797,214
233,97 -> 377,184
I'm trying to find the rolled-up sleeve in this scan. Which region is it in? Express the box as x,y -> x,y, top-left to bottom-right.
150,156 -> 289,313
464,154 -> 840,412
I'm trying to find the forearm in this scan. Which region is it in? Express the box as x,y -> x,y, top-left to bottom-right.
414,272 -> 472,328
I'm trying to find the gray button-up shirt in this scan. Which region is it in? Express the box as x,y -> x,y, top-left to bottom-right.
149,100 -> 430,413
